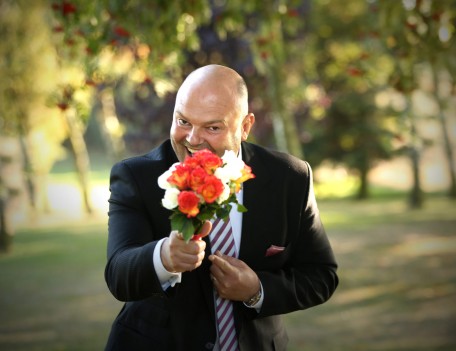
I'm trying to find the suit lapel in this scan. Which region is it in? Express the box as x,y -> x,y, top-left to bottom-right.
239,143 -> 273,261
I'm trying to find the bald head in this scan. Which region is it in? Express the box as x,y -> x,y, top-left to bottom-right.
177,64 -> 248,116
170,64 -> 255,161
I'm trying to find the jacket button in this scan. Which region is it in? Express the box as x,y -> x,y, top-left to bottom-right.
205,342 -> 214,349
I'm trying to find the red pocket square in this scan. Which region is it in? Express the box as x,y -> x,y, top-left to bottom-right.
265,245 -> 285,257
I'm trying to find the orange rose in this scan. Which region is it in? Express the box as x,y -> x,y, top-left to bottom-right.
189,166 -> 208,191
177,191 -> 200,218
198,175 -> 224,203
186,149 -> 222,174
168,164 -> 191,189
199,151 -> 223,174
184,154 -> 200,169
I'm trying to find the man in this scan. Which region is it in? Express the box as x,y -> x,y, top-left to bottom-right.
105,64 -> 338,351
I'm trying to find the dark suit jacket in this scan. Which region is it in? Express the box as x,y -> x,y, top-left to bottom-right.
105,140 -> 338,351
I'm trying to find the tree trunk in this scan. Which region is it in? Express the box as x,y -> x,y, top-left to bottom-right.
18,134 -> 36,211
431,67 -> 456,198
0,136 -> 25,253
357,163 -> 369,200
0,196 -> 12,253
262,6 -> 303,160
63,109 -> 93,214
409,145 -> 423,208
405,94 -> 423,208
268,64 -> 303,159
97,86 -> 126,162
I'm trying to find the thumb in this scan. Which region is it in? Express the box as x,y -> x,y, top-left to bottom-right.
192,220 -> 212,241
198,220 -> 212,238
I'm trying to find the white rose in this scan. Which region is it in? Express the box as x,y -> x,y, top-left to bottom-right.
157,163 -> 179,189
162,188 -> 180,209
217,183 -> 231,204
214,166 -> 231,185
219,150 -> 244,181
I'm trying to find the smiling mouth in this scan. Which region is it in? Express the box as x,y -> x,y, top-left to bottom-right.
184,143 -> 211,155
186,147 -> 200,155
183,147 -> 199,157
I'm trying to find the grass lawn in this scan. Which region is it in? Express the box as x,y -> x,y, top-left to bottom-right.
1,193 -> 455,350
0,220 -> 121,351
286,195 -> 456,351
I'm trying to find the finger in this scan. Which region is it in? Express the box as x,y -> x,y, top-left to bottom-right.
173,249 -> 206,272
199,220 -> 212,238
221,253 -> 243,268
209,260 -> 224,278
173,231 -> 185,241
210,253 -> 234,273
191,221 -> 212,241
171,231 -> 203,252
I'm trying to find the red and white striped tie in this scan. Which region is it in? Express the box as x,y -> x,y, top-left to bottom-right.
210,218 -> 239,351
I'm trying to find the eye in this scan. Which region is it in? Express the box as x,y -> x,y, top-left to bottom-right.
177,118 -> 190,127
207,126 -> 220,132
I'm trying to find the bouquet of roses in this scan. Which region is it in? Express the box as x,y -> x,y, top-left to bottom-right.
158,149 -> 255,242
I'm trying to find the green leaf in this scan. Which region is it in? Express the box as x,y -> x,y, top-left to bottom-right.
170,213 -> 195,242
216,205 -> 231,219
237,203 -> 248,213
197,210 -> 215,222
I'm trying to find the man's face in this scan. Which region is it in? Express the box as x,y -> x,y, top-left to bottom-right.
170,82 -> 254,162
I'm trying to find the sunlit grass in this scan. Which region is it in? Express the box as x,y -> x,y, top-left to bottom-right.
314,174 -> 360,199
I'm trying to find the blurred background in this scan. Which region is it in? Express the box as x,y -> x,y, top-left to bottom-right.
0,0 -> 455,350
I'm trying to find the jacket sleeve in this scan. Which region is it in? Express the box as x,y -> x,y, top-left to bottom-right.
254,161 -> 338,318
104,160 -> 167,302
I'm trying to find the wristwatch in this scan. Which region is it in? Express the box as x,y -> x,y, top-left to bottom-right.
244,288 -> 262,307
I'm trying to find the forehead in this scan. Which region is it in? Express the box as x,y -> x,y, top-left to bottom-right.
174,86 -> 239,123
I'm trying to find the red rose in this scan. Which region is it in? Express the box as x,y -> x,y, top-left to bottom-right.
177,191 -> 200,218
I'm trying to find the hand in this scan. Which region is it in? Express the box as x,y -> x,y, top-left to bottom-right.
209,251 -> 260,301
161,221 -> 212,273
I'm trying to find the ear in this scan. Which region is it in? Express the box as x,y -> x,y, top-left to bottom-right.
241,113 -> 255,141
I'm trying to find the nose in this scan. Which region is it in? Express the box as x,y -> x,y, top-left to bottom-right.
186,127 -> 203,146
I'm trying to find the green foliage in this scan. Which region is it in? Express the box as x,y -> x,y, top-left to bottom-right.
376,0 -> 456,91
0,1 -> 59,134
299,0 -> 397,178
0,0 -> 66,171
3,0 -> 454,205
49,0 -> 213,84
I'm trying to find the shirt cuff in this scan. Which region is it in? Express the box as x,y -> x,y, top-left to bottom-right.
243,282 -> 264,312
153,238 -> 182,290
